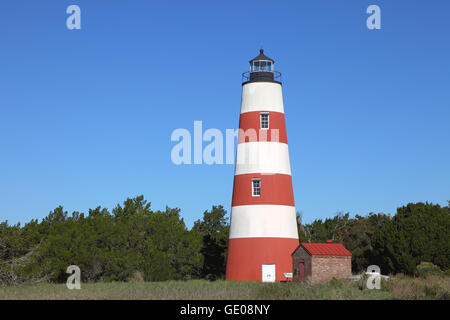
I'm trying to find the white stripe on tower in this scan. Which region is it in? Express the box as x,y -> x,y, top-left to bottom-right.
229,205 -> 298,239
235,142 -> 291,175
240,82 -> 284,114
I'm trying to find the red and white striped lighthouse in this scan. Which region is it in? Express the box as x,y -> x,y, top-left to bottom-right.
225,50 -> 299,282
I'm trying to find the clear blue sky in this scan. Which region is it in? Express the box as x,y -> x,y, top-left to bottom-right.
1,0 -> 449,228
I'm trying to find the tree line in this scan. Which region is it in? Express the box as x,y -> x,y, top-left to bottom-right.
0,196 -> 448,284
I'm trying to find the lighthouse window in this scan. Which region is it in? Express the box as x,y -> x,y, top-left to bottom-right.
252,179 -> 261,197
260,61 -> 267,70
260,113 -> 269,129
253,61 -> 260,71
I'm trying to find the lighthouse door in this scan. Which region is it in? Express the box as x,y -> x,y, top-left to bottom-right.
262,264 -> 276,282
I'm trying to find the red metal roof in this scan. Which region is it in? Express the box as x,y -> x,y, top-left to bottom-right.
300,242 -> 352,256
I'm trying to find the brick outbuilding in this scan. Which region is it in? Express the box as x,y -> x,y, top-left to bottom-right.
291,240 -> 352,283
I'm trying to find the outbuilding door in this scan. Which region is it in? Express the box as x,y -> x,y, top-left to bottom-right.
298,259 -> 305,281
262,264 -> 276,282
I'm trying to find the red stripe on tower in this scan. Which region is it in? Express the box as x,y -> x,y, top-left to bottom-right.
227,238 -> 299,282
226,50 -> 299,282
232,174 -> 294,207
238,111 -> 288,144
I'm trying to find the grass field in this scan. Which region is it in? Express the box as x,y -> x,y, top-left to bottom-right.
0,275 -> 448,300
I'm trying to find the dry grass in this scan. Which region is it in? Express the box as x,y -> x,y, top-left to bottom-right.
383,275 -> 450,300
0,275 -> 447,300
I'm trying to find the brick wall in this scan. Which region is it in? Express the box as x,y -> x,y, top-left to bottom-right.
310,255 -> 352,284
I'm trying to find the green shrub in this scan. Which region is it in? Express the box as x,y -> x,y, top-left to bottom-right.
128,271 -> 145,283
415,262 -> 443,278
380,278 -> 393,292
357,274 -> 368,290
329,277 -> 344,288
424,283 -> 441,298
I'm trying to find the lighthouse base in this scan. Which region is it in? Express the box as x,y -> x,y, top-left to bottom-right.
225,237 -> 299,282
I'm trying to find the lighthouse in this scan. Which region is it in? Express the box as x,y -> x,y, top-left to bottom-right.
225,50 -> 299,282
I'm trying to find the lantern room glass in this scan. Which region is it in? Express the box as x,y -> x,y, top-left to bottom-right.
251,61 -> 273,72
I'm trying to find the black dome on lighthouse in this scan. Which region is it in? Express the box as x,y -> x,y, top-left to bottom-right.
249,49 -> 275,63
